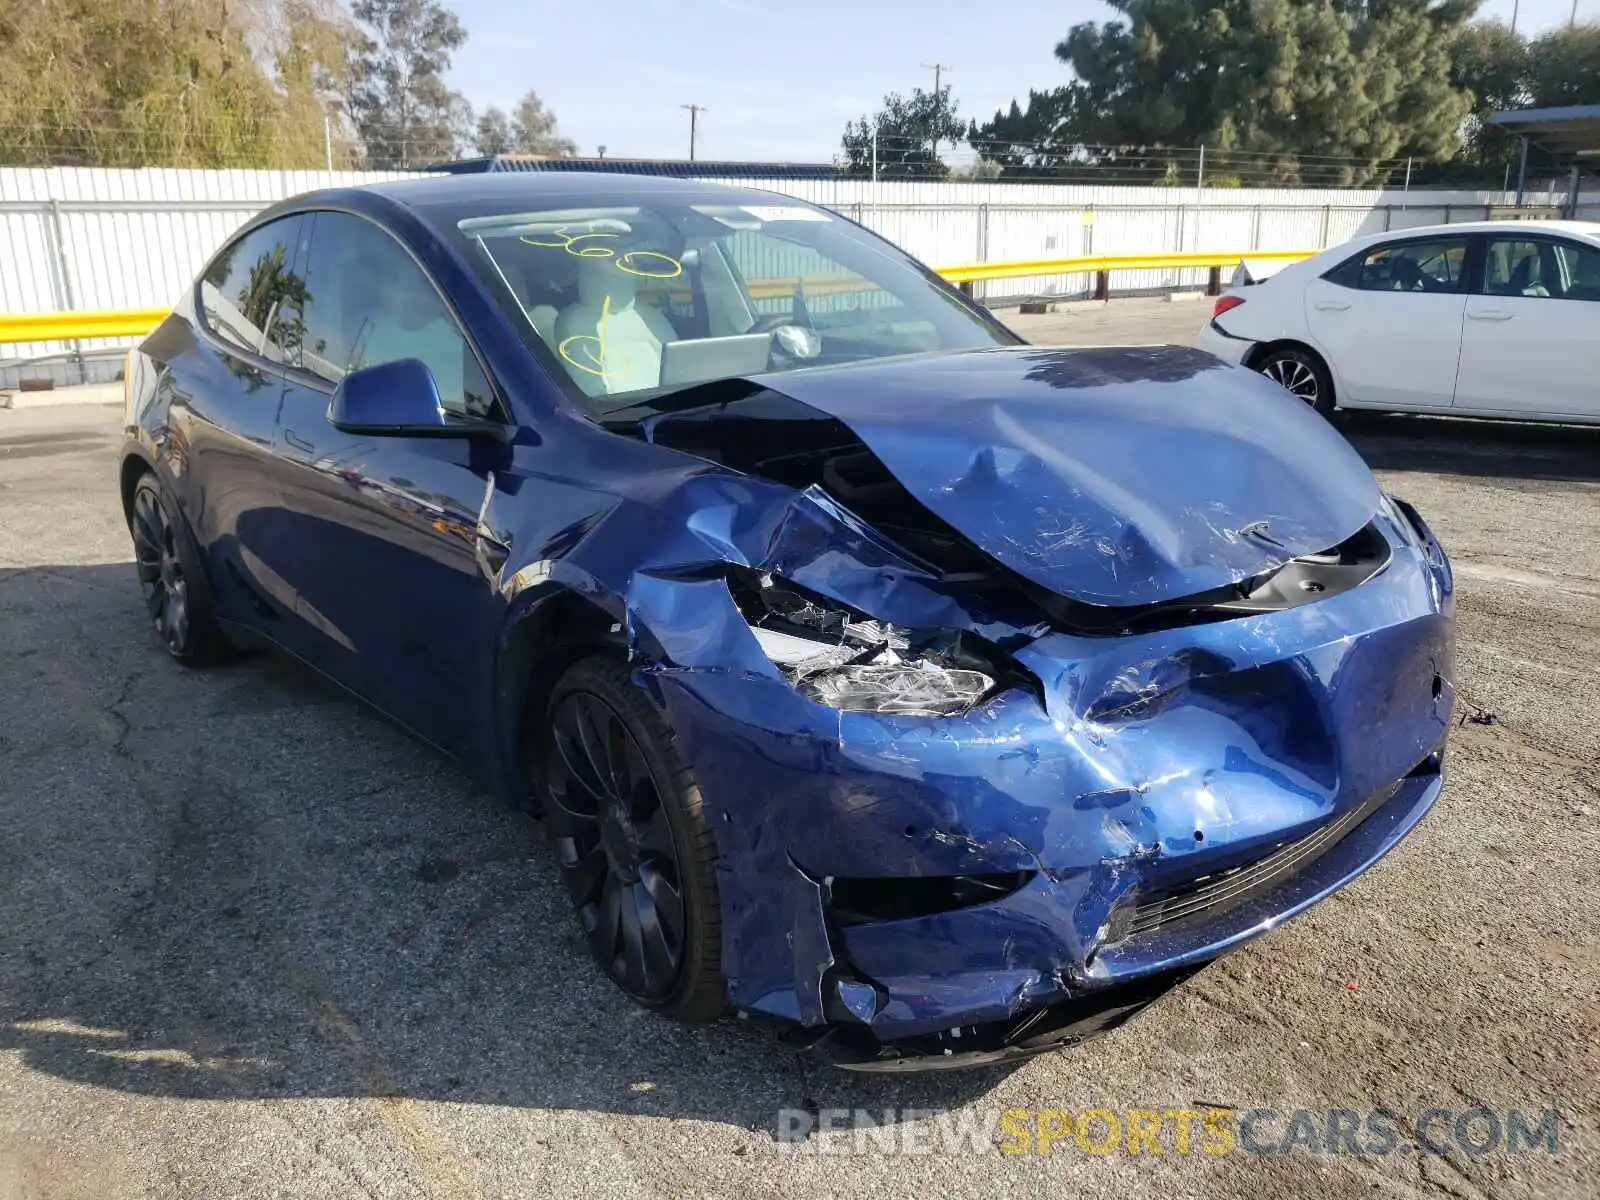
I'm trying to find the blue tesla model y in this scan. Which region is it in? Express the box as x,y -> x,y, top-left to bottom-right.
120,173 -> 1454,1070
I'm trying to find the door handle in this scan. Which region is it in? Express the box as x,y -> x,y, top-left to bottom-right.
1467,309 -> 1513,321
282,427 -> 316,453
1313,300 -> 1350,312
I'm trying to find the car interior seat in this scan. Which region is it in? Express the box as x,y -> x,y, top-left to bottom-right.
1507,255 -> 1535,295
528,305 -> 559,347
554,256 -> 678,397
1392,258 -> 1424,291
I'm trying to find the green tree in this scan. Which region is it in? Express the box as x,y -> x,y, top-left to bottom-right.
1431,20 -> 1600,184
475,106 -> 514,155
966,90 -> 1087,175
1446,20 -> 1529,179
972,0 -> 1477,186
841,87 -> 966,179
511,90 -> 577,156
0,0 -> 351,168
1526,22 -> 1600,107
346,0 -> 471,168
475,90 -> 575,157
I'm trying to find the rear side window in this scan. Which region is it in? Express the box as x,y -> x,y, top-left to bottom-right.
297,211 -> 499,419
199,216 -> 307,361
1357,239 -> 1470,293
1324,238 -> 1471,294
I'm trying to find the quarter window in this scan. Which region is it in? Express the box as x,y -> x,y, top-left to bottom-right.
199,216 -> 308,361
297,212 -> 498,418
1354,239 -> 1471,294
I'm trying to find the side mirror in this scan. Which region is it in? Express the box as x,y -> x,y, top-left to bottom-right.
327,358 -> 505,440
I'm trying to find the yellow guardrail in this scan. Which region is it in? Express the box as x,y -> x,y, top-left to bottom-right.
0,249 -> 1320,347
0,307 -> 171,344
937,248 -> 1317,284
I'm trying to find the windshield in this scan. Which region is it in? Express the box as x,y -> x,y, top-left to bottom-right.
452,198 -> 1012,410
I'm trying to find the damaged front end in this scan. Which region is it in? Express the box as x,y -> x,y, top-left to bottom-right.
557,347 -> 1453,1070
730,571 -> 1017,718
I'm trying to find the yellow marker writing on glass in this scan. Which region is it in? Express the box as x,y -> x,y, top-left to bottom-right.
521,229 -> 684,280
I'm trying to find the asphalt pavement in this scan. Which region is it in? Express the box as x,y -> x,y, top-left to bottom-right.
1,303 -> 1597,1198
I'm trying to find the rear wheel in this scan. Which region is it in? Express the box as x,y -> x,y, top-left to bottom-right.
1255,346 -> 1335,418
127,473 -> 231,666
535,657 -> 726,1022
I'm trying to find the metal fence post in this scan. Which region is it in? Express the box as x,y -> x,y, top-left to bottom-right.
976,202 -> 990,304
1319,204 -> 1331,247
44,199 -> 86,384
1251,205 -> 1262,250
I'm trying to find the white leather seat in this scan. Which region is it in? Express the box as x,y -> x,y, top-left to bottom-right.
528,304 -> 559,348
554,257 -> 677,397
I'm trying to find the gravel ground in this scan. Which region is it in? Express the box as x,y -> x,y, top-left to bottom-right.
2,307 -> 1597,1199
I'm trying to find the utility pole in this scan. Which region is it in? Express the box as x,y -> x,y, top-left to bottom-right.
920,62 -> 952,159
679,104 -> 705,162
1511,0 -> 1520,32
1571,0 -> 1578,26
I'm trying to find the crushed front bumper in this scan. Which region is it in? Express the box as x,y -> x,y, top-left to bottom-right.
817,756 -> 1441,1071
629,512 -> 1454,1061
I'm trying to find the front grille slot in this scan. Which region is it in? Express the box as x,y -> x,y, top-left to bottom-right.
1116,773 -> 1418,940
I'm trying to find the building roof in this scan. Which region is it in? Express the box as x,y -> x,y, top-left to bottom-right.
1486,105 -> 1600,159
426,154 -> 848,180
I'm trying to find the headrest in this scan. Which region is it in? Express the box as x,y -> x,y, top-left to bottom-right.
577,257 -> 641,308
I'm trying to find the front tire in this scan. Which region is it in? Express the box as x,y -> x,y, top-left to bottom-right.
535,656 -> 726,1022
127,472 -> 231,666
1255,346 -> 1335,418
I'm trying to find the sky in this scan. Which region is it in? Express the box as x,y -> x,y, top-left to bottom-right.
444,0 -> 1596,163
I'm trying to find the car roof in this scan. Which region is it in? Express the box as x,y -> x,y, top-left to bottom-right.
355,170 -> 799,212
1349,218 -> 1600,245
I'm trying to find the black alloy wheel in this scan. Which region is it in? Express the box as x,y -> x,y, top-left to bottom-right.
128,473 -> 228,665
539,658 -> 725,1019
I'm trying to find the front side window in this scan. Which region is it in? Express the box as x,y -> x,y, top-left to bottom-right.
1486,237 -> 1600,302
1552,240 -> 1600,301
297,211 -> 497,418
1484,240 -> 1550,296
199,216 -> 307,361
1355,239 -> 1471,293
451,199 -> 1011,409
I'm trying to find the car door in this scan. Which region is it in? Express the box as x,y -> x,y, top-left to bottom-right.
1453,235 -> 1600,420
1303,234 -> 1475,410
169,213 -> 310,628
263,209 -> 515,754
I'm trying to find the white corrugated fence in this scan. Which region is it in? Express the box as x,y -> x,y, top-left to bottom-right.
1,166 -> 1592,387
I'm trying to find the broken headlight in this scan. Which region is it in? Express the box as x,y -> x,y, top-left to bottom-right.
731,572 -> 1005,717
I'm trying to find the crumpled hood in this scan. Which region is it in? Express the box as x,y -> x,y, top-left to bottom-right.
752,345 -> 1383,607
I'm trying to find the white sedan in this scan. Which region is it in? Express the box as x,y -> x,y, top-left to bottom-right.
1197,219 -> 1600,423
